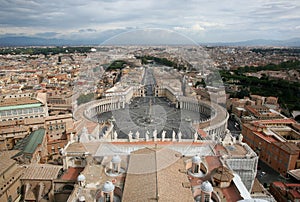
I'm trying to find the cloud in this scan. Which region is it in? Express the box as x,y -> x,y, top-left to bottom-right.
0,0 -> 299,42
191,24 -> 205,31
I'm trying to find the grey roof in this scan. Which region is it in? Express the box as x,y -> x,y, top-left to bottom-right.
77,173 -> 86,182
102,181 -> 115,193
192,155 -> 201,163
13,128 -> 45,158
111,155 -> 121,164
201,181 -> 213,192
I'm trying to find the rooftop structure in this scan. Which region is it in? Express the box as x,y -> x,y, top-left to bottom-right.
0,93 -> 48,122
242,118 -> 300,176
13,128 -> 48,164
227,95 -> 282,124
270,181 -> 300,202
122,147 -> 194,201
21,164 -> 63,201
0,150 -> 23,202
62,129 -> 259,201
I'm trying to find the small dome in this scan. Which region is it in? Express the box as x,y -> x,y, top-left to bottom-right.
111,155 -> 121,164
201,181 -> 213,192
79,195 -> 85,202
102,181 -> 115,193
81,127 -> 88,135
192,155 -> 201,163
212,166 -> 234,183
77,173 -> 86,182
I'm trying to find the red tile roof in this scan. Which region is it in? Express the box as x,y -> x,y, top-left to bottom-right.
289,190 -> 300,198
205,156 -> 222,173
253,131 -> 277,143
60,167 -> 84,181
252,118 -> 296,125
222,184 -> 243,202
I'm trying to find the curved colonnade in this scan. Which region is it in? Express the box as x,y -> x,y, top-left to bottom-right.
74,86 -> 228,140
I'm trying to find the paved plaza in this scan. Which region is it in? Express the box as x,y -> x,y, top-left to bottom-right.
95,97 -> 209,139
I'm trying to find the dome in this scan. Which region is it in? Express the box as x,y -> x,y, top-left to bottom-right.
77,173 -> 86,182
81,127 -> 88,135
111,155 -> 121,164
192,155 -> 201,163
201,181 -> 213,192
79,195 -> 86,202
212,166 -> 234,182
102,181 -> 115,193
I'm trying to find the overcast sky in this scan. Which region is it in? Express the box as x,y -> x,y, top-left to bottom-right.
1,0 -> 300,43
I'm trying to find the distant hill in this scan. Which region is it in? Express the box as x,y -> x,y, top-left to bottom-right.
202,38 -> 300,47
0,36 -> 77,47
1,36 -> 300,47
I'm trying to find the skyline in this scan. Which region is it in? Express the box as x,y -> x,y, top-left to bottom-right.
1,0 -> 300,44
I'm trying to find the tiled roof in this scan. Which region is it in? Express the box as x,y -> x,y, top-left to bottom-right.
65,142 -> 87,153
122,147 -> 194,202
60,167 -> 84,181
13,128 -> 45,157
21,165 -> 62,180
287,169 -> 300,180
0,97 -> 40,107
211,165 -> 234,182
273,142 -> 300,154
23,128 -> 45,154
253,131 -> 277,143
252,118 -> 296,125
0,151 -> 17,174
251,178 -> 265,193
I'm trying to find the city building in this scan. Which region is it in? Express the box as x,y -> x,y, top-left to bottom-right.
242,118 -> 300,176
47,90 -> 73,115
13,128 -> 48,164
60,128 -> 261,201
0,93 -> 48,150
45,114 -> 76,159
227,95 -> 282,124
0,93 -> 48,122
270,181 -> 300,202
0,150 -> 23,202
21,165 -> 63,201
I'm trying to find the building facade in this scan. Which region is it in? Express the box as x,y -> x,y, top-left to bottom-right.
242,119 -> 300,176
